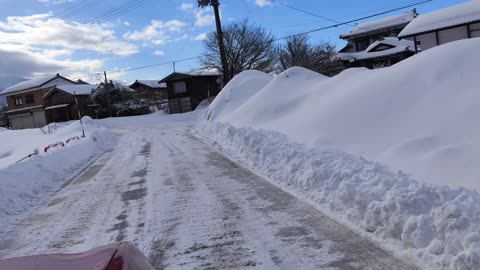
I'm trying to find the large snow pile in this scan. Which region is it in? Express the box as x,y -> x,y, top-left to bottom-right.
196,38 -> 480,269
205,70 -> 273,121
0,117 -> 116,237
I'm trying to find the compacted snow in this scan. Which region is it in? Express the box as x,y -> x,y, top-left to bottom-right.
0,117 -> 115,239
197,38 -> 480,270
1,112 -> 415,269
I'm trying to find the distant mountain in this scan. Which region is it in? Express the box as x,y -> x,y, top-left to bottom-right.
0,76 -> 27,106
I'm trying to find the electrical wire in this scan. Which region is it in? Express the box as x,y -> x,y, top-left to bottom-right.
103,0 -> 432,75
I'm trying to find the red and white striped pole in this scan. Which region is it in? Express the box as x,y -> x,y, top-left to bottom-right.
74,91 -> 86,138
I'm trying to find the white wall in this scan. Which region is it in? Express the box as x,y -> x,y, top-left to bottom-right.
470,22 -> 480,38
418,32 -> 437,51
418,25 -> 475,51
438,26 -> 468,45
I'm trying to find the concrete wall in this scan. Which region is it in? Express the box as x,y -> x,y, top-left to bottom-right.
417,32 -> 437,51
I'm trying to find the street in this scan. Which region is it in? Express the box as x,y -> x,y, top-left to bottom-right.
0,116 -> 416,269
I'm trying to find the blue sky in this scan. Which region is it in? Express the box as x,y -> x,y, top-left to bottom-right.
0,0 -> 471,83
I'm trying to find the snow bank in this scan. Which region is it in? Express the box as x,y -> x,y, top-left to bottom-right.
225,40 -> 480,190
196,38 -> 480,269
206,70 -> 273,121
0,117 -> 116,237
196,123 -> 480,269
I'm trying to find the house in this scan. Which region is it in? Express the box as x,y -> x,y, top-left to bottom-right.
398,0 -> 480,52
0,74 -> 78,129
0,73 -> 95,129
339,10 -> 417,53
129,80 -> 168,106
330,10 -> 418,73
335,37 -> 415,69
159,70 -> 221,114
42,84 -> 97,123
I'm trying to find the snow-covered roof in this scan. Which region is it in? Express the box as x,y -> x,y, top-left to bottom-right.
335,37 -> 414,61
56,84 -> 97,95
132,80 -> 167,88
6,105 -> 43,114
45,104 -> 69,110
0,74 -> 77,95
0,74 -> 58,95
177,69 -> 222,77
399,1 -> 480,37
160,68 -> 222,83
341,10 -> 417,38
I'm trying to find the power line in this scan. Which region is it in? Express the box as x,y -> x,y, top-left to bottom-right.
38,0 -> 151,45
56,0 -> 105,19
270,0 -> 431,33
269,0 -> 343,25
13,0 -> 151,54
107,55 -> 211,74
273,0 -> 432,41
103,0 -> 432,75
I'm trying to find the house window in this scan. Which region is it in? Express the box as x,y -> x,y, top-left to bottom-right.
26,94 -> 35,104
370,44 -> 395,52
15,97 -> 23,106
173,81 -> 187,94
356,39 -> 370,51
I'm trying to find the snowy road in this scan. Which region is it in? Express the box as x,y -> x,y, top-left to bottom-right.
0,116 -> 417,269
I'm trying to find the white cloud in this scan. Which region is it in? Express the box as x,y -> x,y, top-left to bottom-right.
123,20 -> 188,48
123,21 -> 130,26
255,0 -> 273,7
0,47 -> 102,78
153,50 -> 164,56
195,8 -> 215,27
0,13 -> 141,79
41,48 -> 73,58
123,20 -> 186,41
179,3 -> 194,11
0,13 -> 138,56
194,33 -> 207,41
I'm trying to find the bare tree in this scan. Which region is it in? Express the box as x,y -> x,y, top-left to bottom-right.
278,34 -> 337,76
0,105 -> 7,127
201,20 -> 277,81
278,34 -> 313,70
311,42 -> 337,75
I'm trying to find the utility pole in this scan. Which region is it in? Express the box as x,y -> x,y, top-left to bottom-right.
73,91 -> 86,138
198,0 -> 230,85
103,71 -> 113,117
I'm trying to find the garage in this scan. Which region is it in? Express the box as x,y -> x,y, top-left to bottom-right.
8,109 -> 46,129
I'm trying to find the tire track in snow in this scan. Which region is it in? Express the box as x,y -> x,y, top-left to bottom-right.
1,121 -> 417,270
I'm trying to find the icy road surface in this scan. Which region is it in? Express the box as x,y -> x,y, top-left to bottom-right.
0,115 -> 417,269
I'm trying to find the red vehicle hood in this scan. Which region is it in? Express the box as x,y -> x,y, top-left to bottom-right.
0,242 -> 155,270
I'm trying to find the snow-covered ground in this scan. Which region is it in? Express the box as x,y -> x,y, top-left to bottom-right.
0,112 -> 414,269
0,117 -> 116,240
197,38 -> 480,270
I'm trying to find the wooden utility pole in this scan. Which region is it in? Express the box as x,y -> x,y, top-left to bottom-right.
103,71 -> 113,117
198,0 -> 230,85
73,91 -> 86,138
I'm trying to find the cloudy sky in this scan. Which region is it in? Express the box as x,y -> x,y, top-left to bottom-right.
0,0 -> 470,83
